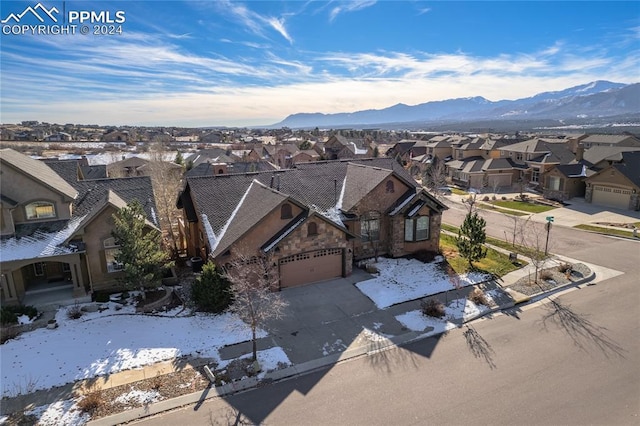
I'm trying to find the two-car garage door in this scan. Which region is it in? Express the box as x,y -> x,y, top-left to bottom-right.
279,248 -> 343,288
591,185 -> 631,210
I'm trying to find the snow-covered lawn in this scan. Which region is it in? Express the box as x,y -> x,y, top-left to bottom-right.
0,299 -> 283,398
396,289 -> 504,334
356,257 -> 491,309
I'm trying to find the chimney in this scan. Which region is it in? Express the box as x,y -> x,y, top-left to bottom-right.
270,175 -> 275,188
334,179 -> 338,205
576,145 -> 585,162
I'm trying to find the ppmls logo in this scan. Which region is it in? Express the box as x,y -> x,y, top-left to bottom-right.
2,2 -> 126,36
1,2 -> 59,24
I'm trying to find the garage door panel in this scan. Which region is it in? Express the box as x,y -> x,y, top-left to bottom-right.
592,185 -> 630,209
487,174 -> 511,187
279,248 -> 343,288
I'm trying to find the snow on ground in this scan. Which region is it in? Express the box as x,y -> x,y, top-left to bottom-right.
26,399 -> 89,426
114,389 -> 162,406
1,301 -> 266,397
396,296 -> 494,334
217,346 -> 291,380
356,257 -> 490,309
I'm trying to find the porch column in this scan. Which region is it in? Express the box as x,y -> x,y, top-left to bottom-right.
70,261 -> 84,297
1,272 -> 18,302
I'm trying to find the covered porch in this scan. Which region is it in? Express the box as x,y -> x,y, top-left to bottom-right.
1,253 -> 89,307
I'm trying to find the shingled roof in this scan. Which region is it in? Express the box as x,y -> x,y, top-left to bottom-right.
182,158 -> 429,251
1,148 -> 77,200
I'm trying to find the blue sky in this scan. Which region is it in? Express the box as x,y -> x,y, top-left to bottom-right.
1,1 -> 638,127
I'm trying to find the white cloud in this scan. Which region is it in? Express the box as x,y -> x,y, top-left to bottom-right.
329,0 -> 377,22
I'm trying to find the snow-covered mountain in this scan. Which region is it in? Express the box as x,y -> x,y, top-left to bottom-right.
272,81 -> 638,128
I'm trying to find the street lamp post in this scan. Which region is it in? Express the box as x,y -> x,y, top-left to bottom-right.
545,216 -> 554,256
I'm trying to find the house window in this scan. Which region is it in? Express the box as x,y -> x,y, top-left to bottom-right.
62,263 -> 71,272
361,211 -> 380,242
532,168 -> 540,183
307,222 -> 318,237
405,216 -> 430,242
34,262 -> 45,276
25,201 -> 56,220
281,203 -> 293,219
515,153 -> 523,161
548,176 -> 562,191
104,237 -> 123,273
386,180 -> 395,193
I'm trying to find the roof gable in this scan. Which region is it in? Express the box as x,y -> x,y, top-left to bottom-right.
1,148 -> 78,200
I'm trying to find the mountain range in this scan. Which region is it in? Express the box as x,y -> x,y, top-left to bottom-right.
271,80 -> 640,129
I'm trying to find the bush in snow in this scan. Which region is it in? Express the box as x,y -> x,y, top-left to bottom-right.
66,302 -> 83,320
421,298 -> 445,318
540,270 -> 554,281
76,388 -> 104,415
191,262 -> 233,313
468,288 -> 489,306
1,305 -> 38,326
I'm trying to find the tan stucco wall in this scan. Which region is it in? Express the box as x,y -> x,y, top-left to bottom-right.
587,168 -> 637,190
82,205 -> 123,292
0,163 -> 73,225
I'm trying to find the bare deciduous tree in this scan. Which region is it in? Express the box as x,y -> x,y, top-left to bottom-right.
422,158 -> 448,197
225,252 -> 288,362
147,142 -> 184,258
518,220 -> 550,284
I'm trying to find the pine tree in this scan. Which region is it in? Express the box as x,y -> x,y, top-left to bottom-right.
174,150 -> 184,166
191,262 -> 233,313
111,200 -> 172,292
456,211 -> 488,268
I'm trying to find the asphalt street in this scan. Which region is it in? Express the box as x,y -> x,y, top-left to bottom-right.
135,204 -> 640,426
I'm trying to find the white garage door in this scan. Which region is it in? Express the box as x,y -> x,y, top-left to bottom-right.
279,248 -> 343,288
592,185 -> 631,209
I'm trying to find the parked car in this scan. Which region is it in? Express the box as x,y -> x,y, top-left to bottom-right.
437,187 -> 452,195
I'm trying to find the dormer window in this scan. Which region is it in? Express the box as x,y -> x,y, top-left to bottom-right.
386,180 -> 395,193
281,203 -> 293,219
25,201 -> 56,220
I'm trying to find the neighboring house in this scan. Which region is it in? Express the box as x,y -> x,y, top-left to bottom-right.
543,164 -> 588,201
324,135 -> 372,160
102,130 -> 131,143
386,140 -> 420,164
177,158 -> 447,289
445,157 -> 523,190
0,149 -> 160,305
292,150 -> 321,164
107,156 -> 150,177
186,161 -> 277,177
498,138 -> 576,190
577,146 -> 640,172
579,134 -> 640,149
44,132 -> 72,142
107,156 -> 183,179
584,151 -> 640,210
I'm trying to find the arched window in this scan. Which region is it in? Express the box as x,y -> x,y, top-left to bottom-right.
361,211 -> 380,242
308,222 -> 318,236
281,203 -> 293,219
386,180 -> 395,193
25,201 -> 56,220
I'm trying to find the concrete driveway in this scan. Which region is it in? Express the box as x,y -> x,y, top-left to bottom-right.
219,268 -> 413,364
